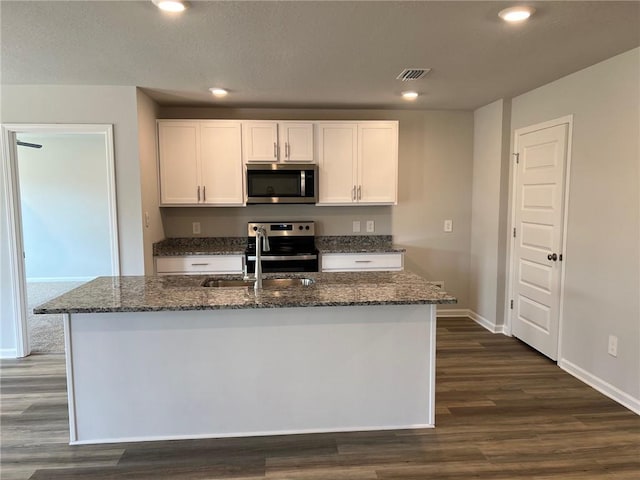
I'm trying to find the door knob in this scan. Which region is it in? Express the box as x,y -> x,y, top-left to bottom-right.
547,253 -> 558,261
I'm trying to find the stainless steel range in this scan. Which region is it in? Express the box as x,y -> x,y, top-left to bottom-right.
245,221 -> 319,273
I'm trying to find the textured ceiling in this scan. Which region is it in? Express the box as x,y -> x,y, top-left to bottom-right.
2,1 -> 639,110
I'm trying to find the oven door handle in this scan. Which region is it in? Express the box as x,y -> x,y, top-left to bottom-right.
246,254 -> 318,261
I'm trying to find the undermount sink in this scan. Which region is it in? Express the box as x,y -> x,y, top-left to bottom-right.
202,278 -> 315,288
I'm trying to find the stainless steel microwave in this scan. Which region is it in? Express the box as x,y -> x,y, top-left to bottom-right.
245,164 -> 317,204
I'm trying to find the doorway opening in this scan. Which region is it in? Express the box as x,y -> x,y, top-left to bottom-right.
2,125 -> 119,357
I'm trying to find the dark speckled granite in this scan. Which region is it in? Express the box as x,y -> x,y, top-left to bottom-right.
153,237 -> 245,256
154,236 -> 405,256
316,236 -> 405,253
34,271 -> 456,314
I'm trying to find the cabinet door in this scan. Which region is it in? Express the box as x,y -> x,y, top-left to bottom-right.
321,253 -> 404,272
357,122 -> 398,204
280,122 -> 314,163
158,121 -> 200,204
156,255 -> 244,275
316,123 -> 358,205
243,121 -> 279,162
200,121 -> 244,205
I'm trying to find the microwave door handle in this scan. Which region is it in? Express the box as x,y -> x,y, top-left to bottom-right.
300,170 -> 306,197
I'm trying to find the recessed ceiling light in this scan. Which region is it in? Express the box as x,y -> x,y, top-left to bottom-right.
402,91 -> 419,100
209,88 -> 228,98
498,6 -> 535,22
152,0 -> 187,13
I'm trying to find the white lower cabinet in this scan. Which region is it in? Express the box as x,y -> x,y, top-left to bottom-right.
155,255 -> 244,275
321,252 -> 404,272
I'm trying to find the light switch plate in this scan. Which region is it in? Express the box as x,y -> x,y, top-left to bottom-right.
352,221 -> 361,233
444,219 -> 453,232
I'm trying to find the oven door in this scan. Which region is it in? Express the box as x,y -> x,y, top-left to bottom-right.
246,254 -> 319,273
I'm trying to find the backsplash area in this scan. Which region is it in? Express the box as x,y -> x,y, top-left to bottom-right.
160,205 -> 392,237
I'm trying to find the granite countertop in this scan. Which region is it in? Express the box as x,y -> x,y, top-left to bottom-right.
34,271 -> 456,314
315,235 -> 405,254
153,237 -> 246,256
154,236 -> 405,256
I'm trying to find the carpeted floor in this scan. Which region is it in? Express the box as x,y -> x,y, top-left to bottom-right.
26,281 -> 84,353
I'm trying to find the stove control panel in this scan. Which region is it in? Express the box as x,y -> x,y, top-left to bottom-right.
247,222 -> 315,237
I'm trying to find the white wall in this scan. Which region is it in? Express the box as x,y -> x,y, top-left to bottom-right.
470,99 -> 511,327
510,48 -> 640,408
160,107 -> 474,309
16,134 -> 114,280
136,90 -> 164,274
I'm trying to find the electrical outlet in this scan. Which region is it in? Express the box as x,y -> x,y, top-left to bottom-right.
608,335 -> 618,357
192,222 -> 201,235
444,219 -> 453,232
352,221 -> 361,233
366,220 -> 375,233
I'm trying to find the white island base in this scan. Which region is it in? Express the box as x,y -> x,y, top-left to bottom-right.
64,304 -> 436,444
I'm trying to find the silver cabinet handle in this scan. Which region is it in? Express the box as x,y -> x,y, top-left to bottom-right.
285,142 -> 290,158
357,185 -> 362,200
355,260 -> 372,263
274,142 -> 277,158
191,263 -> 210,266
352,185 -> 356,201
197,186 -> 200,202
203,186 -> 206,202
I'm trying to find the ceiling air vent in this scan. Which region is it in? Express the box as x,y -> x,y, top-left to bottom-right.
396,68 -> 431,81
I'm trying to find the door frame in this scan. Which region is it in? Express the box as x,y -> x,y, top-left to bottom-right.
1,124 -> 120,358
504,115 -> 573,360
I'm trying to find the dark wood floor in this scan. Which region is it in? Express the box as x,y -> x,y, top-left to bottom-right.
2,317 -> 638,479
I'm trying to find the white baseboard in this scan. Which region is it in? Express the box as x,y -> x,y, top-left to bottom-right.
0,348 -> 18,359
559,359 -> 640,415
69,423 -> 435,445
437,308 -> 507,335
468,310 -> 508,334
436,308 -> 471,318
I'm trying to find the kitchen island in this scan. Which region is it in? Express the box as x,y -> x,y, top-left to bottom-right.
36,271 -> 456,445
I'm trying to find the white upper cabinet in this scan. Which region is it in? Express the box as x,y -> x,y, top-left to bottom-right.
158,121 -> 200,205
279,122 -> 314,162
316,121 -> 398,205
199,121 -> 243,205
242,121 -> 278,162
357,122 -> 398,204
242,121 -> 314,163
158,120 -> 244,206
317,123 -> 358,204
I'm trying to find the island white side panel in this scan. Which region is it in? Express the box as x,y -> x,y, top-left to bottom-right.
68,304 -> 435,444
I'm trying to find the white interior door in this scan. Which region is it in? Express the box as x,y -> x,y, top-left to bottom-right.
511,121 -> 569,361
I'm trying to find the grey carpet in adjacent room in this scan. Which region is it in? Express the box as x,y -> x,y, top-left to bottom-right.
26,281 -> 84,353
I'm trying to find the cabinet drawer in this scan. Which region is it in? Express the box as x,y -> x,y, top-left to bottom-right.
320,253 -> 403,272
156,255 -> 243,275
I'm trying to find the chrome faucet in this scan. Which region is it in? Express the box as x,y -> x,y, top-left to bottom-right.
254,226 -> 270,291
